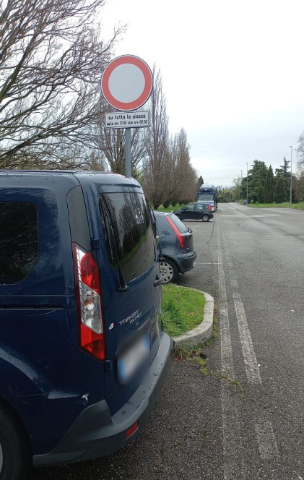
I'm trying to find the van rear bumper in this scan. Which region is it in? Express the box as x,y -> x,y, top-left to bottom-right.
33,332 -> 172,467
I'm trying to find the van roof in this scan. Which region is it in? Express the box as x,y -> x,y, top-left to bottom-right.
0,170 -> 141,188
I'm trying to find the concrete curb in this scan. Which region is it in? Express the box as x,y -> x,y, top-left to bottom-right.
172,290 -> 214,347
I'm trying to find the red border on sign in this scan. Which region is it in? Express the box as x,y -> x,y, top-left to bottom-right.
101,55 -> 152,111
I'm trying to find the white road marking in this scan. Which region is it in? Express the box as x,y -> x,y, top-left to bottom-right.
233,293 -> 262,384
218,248 -> 234,380
255,421 -> 279,459
220,213 -> 280,217
217,216 -> 279,470
224,247 -> 262,384
221,383 -> 245,480
218,227 -> 245,479
195,262 -> 221,265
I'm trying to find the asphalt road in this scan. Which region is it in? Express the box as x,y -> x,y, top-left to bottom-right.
31,203 -> 304,480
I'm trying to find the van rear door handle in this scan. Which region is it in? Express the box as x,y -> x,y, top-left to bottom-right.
154,276 -> 162,287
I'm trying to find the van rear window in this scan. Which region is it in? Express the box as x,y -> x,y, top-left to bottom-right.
99,192 -> 155,282
0,202 -> 39,284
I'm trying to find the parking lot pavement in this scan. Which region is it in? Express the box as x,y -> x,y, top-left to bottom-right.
32,288 -> 221,480
31,357 -> 224,480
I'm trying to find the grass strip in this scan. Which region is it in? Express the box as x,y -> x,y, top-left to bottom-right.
245,201 -> 304,209
156,204 -> 185,212
161,284 -> 205,337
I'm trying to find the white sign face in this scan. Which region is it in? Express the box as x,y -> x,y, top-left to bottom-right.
105,111 -> 150,129
108,64 -> 145,103
101,55 -> 153,111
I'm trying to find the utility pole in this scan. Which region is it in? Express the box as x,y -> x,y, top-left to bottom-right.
240,170 -> 242,200
289,146 -> 293,204
246,163 -> 249,204
125,128 -> 131,178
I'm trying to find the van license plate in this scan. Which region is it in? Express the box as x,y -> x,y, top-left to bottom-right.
118,333 -> 150,384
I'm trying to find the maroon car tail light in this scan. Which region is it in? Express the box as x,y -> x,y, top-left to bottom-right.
166,216 -> 185,249
72,243 -> 106,360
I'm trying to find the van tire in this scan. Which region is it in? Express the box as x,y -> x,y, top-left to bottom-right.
202,214 -> 210,222
160,258 -> 178,284
0,403 -> 32,480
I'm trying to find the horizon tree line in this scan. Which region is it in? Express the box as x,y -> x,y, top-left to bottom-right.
232,159 -> 304,203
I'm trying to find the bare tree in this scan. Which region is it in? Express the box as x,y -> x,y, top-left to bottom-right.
141,66 -> 170,208
0,0 -> 122,168
297,132 -> 304,171
294,172 -> 304,202
170,128 -> 197,204
140,68 -> 197,208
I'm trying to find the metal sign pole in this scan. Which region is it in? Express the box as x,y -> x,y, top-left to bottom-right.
125,128 -> 131,177
101,56 -> 152,179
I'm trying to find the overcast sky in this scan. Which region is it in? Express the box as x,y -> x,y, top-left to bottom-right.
101,0 -> 304,187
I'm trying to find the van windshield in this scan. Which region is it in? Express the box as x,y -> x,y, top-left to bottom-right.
99,192 -> 155,282
197,194 -> 214,201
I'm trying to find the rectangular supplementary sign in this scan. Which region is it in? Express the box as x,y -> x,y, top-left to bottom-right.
105,111 -> 150,129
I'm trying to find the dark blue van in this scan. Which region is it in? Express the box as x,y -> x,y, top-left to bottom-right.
0,170 -> 171,480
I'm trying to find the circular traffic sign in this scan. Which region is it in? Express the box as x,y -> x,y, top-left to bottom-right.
101,55 -> 153,111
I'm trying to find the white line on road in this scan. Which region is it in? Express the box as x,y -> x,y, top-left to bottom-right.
224,247 -> 262,384
255,421 -> 279,459
226,250 -> 280,467
221,384 -> 245,480
218,248 -> 234,380
218,226 -> 245,479
233,293 -> 262,384
218,215 -> 279,470
195,262 -> 221,265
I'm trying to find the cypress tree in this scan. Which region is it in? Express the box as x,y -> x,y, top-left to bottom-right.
264,165 -> 274,203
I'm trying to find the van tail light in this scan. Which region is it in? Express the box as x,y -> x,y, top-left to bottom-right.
166,216 -> 185,249
72,243 -> 106,360
208,204 -> 212,211
126,421 -> 139,438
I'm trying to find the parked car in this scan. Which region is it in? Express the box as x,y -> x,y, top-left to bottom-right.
197,200 -> 217,212
0,170 -> 172,480
154,211 -> 197,284
172,202 -> 214,222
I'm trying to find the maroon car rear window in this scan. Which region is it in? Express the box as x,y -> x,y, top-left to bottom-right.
167,214 -> 189,233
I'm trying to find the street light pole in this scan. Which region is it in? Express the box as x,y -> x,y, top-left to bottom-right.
246,163 -> 249,203
240,170 -> 242,200
289,145 -> 293,204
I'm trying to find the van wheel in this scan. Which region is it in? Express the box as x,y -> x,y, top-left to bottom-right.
160,259 -> 178,284
202,214 -> 210,222
0,403 -> 32,480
